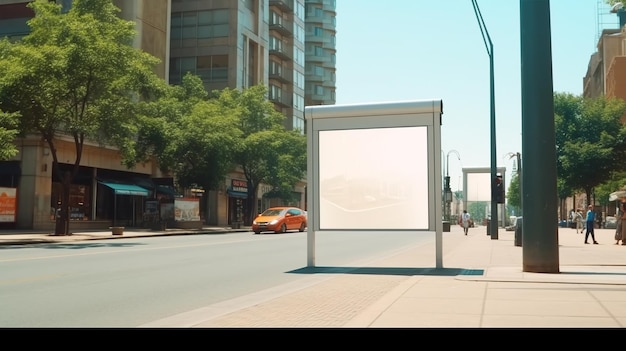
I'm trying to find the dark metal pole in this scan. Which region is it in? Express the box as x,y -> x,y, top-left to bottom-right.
488,48 -> 497,239
472,0 -> 498,239
520,0 -> 559,273
517,152 -> 522,217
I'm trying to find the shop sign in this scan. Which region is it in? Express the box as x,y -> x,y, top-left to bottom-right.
0,187 -> 17,222
231,179 -> 248,193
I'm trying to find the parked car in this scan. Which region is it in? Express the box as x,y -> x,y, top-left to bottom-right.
605,216 -> 618,229
252,206 -> 307,234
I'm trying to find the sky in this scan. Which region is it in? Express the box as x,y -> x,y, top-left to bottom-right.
334,0 -> 619,192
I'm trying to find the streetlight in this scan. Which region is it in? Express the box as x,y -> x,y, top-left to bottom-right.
472,0 -> 498,240
445,150 -> 460,221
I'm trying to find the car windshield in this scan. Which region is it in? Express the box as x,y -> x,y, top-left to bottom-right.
261,209 -> 284,216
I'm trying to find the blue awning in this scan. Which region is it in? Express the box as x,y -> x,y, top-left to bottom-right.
227,188 -> 247,199
100,182 -> 149,196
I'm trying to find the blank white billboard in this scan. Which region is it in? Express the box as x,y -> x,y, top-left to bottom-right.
467,172 -> 492,202
318,126 -> 429,229
306,100 -> 443,232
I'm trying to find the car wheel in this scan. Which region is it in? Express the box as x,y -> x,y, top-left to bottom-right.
276,223 -> 287,234
299,222 -> 306,232
254,231 -> 261,234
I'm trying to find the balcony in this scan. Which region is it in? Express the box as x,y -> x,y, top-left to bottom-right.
269,0 -> 293,13
269,47 -> 292,61
269,71 -> 290,84
270,22 -> 292,37
269,95 -> 290,107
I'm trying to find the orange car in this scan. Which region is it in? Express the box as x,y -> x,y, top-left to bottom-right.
252,206 -> 307,234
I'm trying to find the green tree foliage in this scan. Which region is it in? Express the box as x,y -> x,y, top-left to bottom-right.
133,73 -> 242,223
0,0 -> 164,235
0,110 -> 18,160
507,171 -> 521,213
554,92 -> 626,207
223,85 -> 307,225
468,202 -> 488,224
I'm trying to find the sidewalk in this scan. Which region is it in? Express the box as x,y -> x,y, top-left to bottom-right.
3,223 -> 626,328
0,225 -> 250,246
149,224 -> 626,328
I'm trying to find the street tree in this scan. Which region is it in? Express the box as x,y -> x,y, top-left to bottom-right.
0,110 -> 18,160
134,74 -> 244,223
595,171 -> 626,206
554,92 -> 626,207
224,85 -> 307,225
507,172 -> 521,213
0,0 -> 164,235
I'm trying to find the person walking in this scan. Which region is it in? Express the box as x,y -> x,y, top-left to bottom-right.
583,205 -> 598,244
617,202 -> 626,245
575,208 -> 584,234
461,210 -> 471,235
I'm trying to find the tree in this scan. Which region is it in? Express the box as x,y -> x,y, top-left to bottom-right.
0,0 -> 164,235
507,172 -> 521,213
226,85 -> 307,225
554,92 -> 626,207
468,201 -> 488,224
0,110 -> 18,160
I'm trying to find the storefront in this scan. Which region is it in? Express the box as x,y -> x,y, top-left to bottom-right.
227,179 -> 247,226
0,161 -> 20,229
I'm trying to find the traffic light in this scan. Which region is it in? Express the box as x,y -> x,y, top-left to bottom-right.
494,174 -> 505,204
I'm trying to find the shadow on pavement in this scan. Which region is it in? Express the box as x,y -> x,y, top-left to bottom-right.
288,266 -> 485,277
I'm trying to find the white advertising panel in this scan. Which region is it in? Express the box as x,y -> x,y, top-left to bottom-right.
318,126 -> 428,229
306,100 -> 443,232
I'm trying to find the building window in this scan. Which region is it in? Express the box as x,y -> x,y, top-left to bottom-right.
294,47 -> 305,65
170,55 -> 228,84
293,116 -> 304,134
270,36 -> 283,51
295,1 -> 305,21
314,65 -> 323,77
170,9 -> 229,42
294,71 -> 305,89
293,93 -> 304,111
269,84 -> 282,101
51,184 -> 91,221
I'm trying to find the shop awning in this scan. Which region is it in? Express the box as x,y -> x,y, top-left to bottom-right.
227,188 -> 248,199
609,190 -> 626,202
100,182 -> 149,196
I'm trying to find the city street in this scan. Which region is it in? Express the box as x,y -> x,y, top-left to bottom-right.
0,229 -> 429,327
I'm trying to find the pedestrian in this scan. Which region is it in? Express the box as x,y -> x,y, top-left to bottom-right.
461,210 -> 471,235
575,208 -> 584,234
583,205 -> 598,244
617,202 -> 626,245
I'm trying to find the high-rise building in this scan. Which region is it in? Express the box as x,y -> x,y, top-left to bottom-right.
584,4 -> 626,122
304,0 -> 336,107
0,0 -> 172,231
0,0 -> 337,229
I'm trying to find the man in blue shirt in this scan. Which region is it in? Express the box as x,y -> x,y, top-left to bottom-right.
583,205 -> 598,244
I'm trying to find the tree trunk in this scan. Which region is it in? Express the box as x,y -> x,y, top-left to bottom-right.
54,171 -> 72,235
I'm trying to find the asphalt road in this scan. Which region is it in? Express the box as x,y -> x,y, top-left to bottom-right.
0,230 -> 431,327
